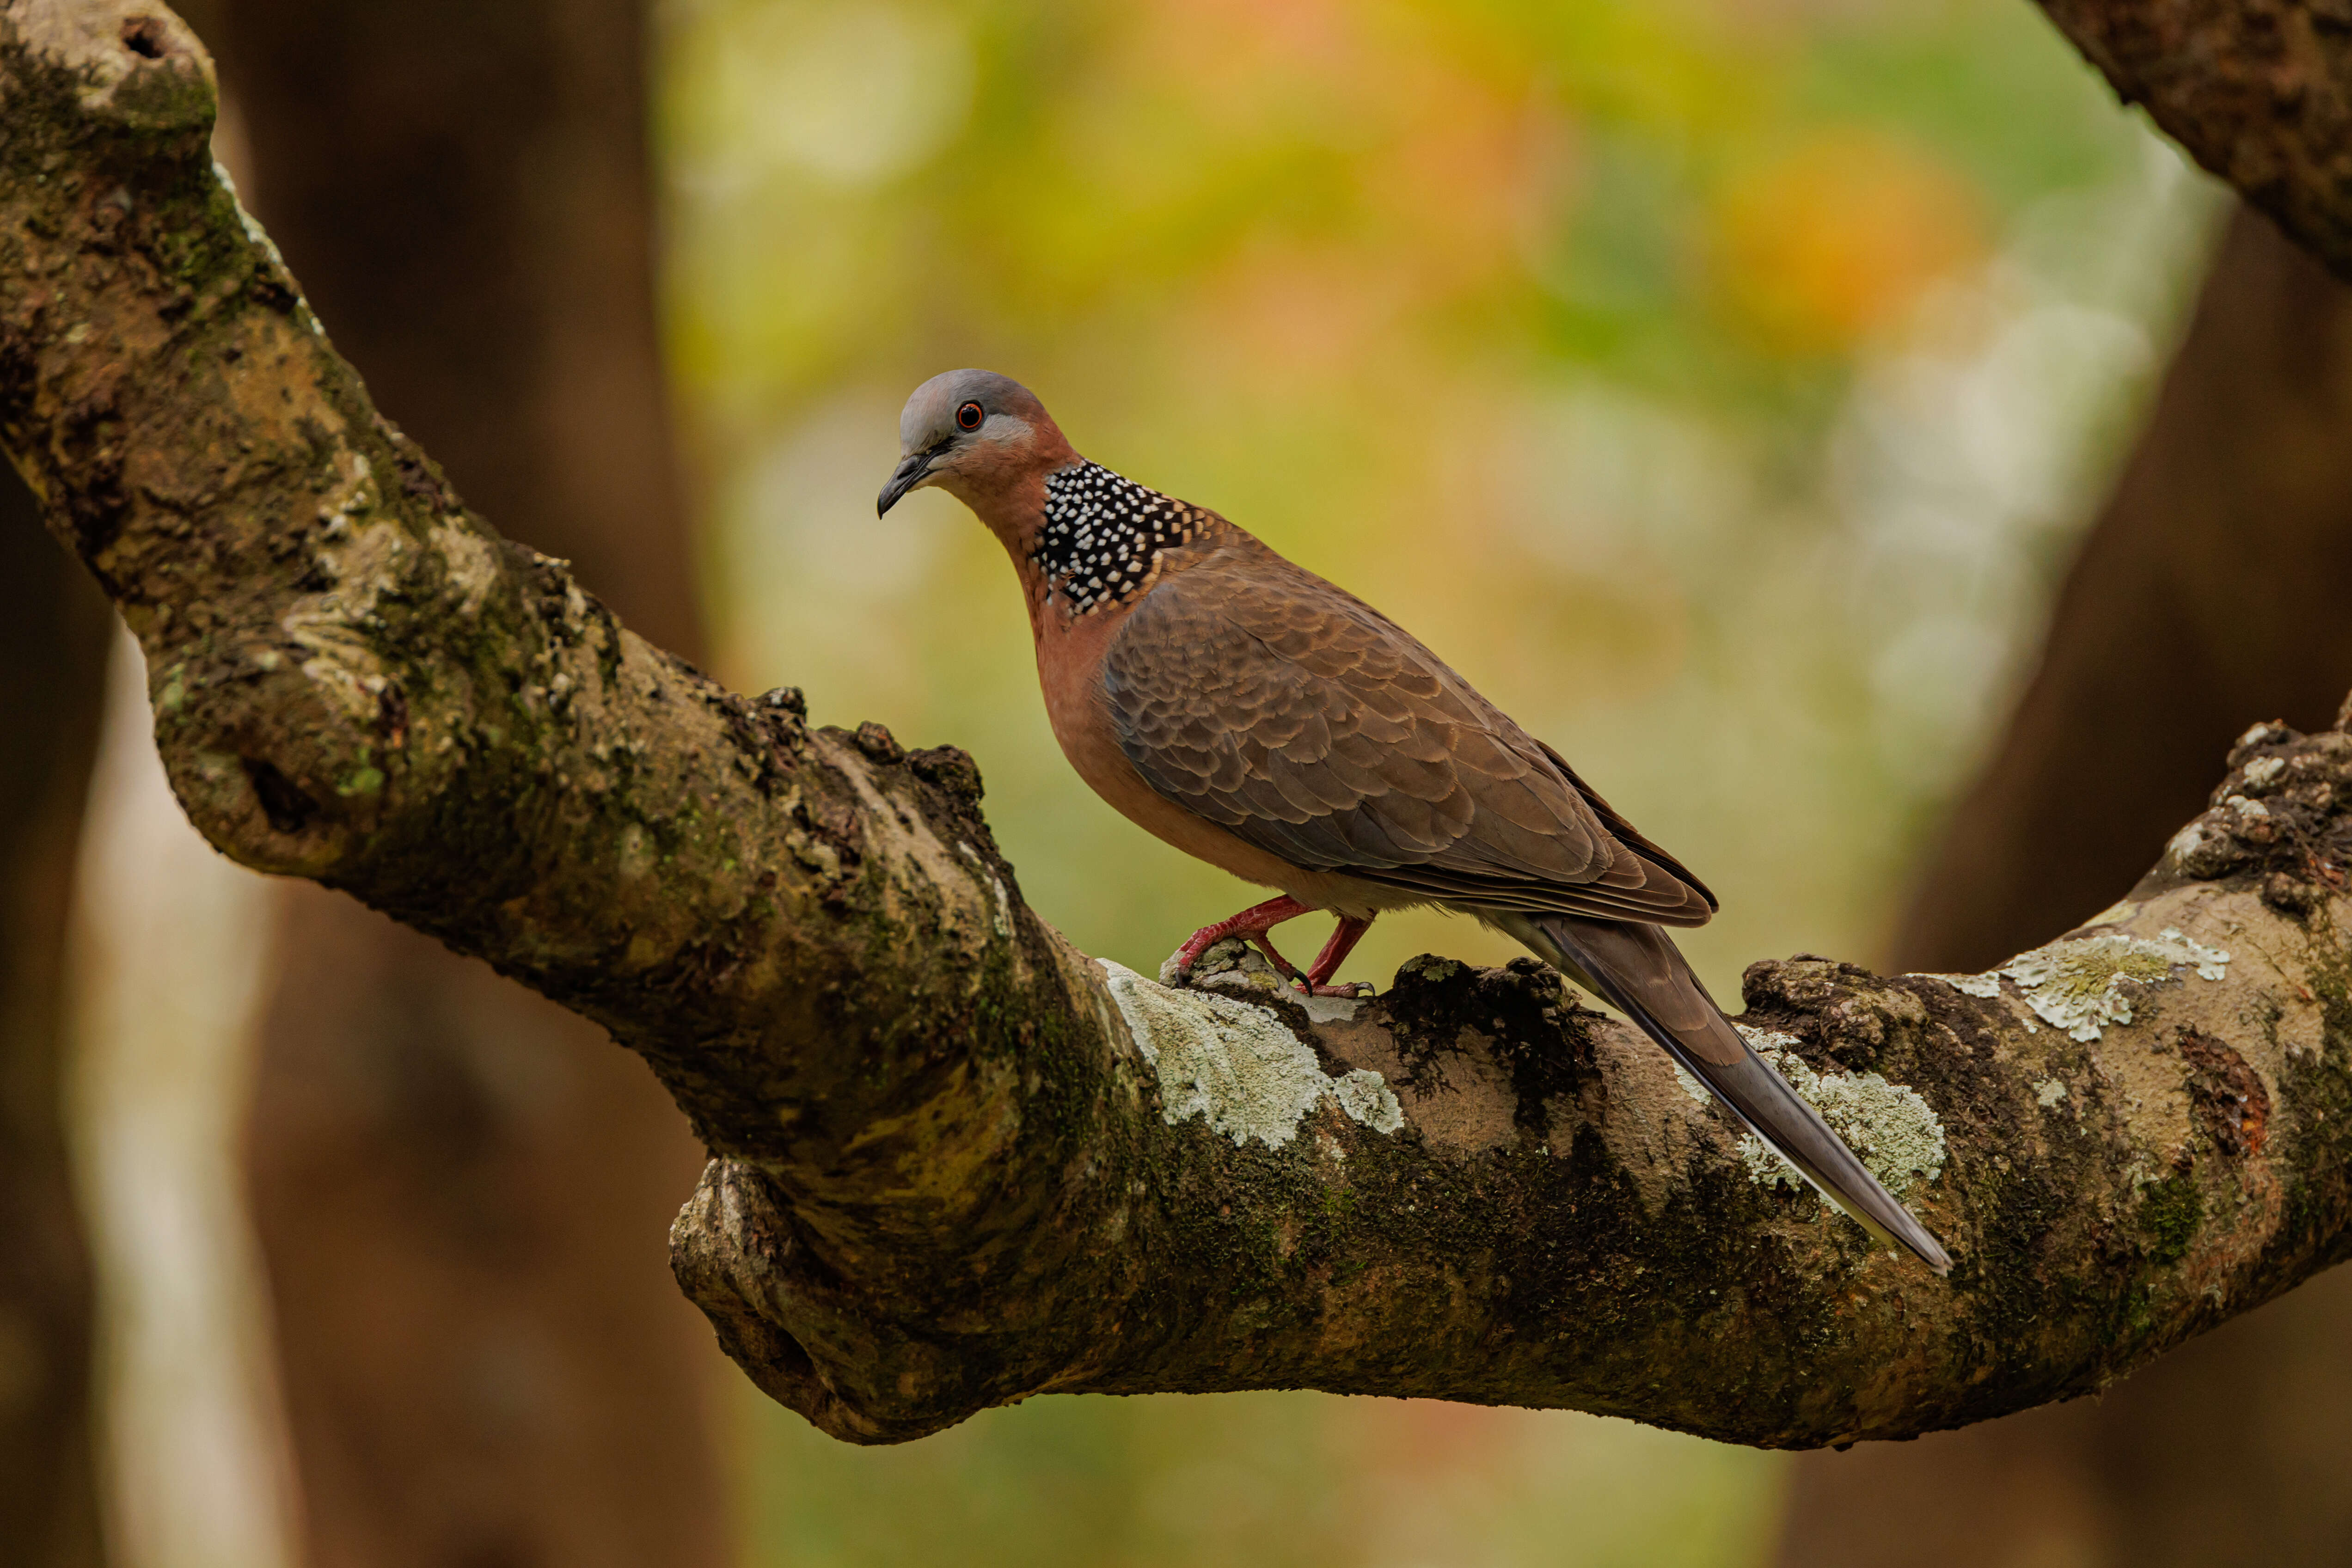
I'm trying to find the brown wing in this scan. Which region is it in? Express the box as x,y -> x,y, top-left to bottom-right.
1100,533 -> 1715,924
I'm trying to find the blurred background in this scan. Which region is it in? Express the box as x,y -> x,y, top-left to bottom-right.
13,0 -> 2352,1564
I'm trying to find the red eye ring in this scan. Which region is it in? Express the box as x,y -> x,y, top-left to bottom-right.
956,400 -> 985,432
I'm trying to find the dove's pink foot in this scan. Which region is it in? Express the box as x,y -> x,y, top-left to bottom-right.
1169,898 -> 1374,998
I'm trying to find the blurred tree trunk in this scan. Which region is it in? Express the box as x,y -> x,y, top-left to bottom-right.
0,476 -> 114,1563
1776,204 -> 2352,1568
189,1 -> 729,1563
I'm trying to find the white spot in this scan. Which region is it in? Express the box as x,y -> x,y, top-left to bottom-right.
2034,1078 -> 2068,1108
215,159 -> 325,336
2226,794 -> 2270,821
1099,961 -> 1403,1146
432,524 -> 500,617
956,842 -> 1013,939
1295,992 -> 1364,1024
1934,971 -> 2003,998
616,823 -> 654,882
1732,1028 -> 1948,1199
2242,756 -> 2286,791
1329,1072 -> 1400,1130
2158,927 -> 2231,980
2000,928 -> 2230,1041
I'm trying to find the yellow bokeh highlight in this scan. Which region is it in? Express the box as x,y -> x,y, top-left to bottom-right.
1710,133 -> 1988,354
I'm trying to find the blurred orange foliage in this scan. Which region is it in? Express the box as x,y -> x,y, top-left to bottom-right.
1711,133 -> 1987,354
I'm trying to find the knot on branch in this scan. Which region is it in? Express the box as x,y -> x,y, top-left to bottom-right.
1739,956 -> 1943,1074
2162,723 -> 2350,905
2178,1026 -> 2272,1160
1381,951 -> 1603,1112
4,0 -> 214,139
669,1160 -> 1023,1445
906,743 -> 985,808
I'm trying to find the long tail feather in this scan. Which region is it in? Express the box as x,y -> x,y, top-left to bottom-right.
1498,912 -> 1952,1274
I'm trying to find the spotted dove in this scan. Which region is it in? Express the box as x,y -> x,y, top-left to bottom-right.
878,369 -> 1952,1273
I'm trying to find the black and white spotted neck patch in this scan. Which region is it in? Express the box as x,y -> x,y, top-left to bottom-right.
1031,462 -> 1214,615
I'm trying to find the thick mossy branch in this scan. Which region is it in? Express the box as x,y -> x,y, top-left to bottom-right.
7,0 -> 2352,1450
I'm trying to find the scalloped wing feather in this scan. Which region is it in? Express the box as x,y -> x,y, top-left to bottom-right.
1101,534 -> 1716,925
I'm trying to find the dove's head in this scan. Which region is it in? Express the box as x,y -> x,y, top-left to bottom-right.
877,369 -> 1075,519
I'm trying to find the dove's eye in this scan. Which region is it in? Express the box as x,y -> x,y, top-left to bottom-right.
956,401 -> 985,432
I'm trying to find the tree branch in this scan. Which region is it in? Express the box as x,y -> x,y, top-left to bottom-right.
2035,0 -> 2352,281
5,0 -> 2351,1450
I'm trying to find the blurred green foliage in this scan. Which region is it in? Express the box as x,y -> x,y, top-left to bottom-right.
655,0 -> 2222,1560
734,1392 -> 1783,1567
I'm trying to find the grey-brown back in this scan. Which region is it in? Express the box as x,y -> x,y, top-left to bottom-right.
1100,528 -> 1715,923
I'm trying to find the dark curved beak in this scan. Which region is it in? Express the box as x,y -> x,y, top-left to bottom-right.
876,450 -> 934,517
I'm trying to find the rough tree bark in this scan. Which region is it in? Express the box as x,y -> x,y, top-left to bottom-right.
174,0 -> 730,1562
1777,205 -> 2352,1563
2036,0 -> 2352,284
4,0 -> 2352,1451
0,442 -> 111,1560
